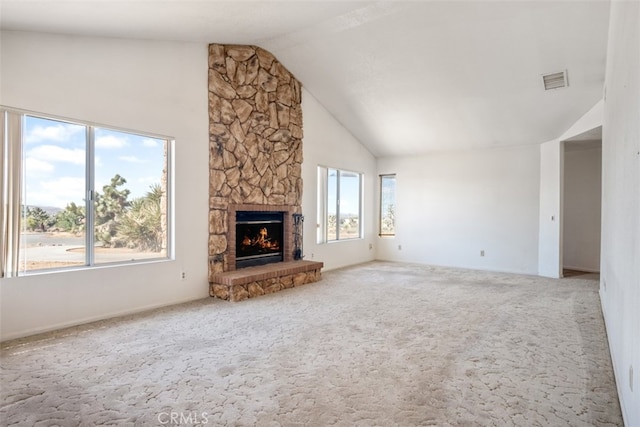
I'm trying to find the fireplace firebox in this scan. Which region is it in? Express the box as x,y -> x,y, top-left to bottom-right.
235,211 -> 284,269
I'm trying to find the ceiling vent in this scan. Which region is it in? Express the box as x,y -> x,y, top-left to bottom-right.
542,70 -> 569,90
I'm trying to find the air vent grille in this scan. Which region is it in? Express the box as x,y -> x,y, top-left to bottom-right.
542,71 -> 568,90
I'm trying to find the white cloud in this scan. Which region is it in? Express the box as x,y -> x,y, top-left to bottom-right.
25,123 -> 84,144
25,157 -> 54,175
27,145 -> 85,165
119,155 -> 147,163
26,177 -> 85,208
142,138 -> 159,147
96,134 -> 128,149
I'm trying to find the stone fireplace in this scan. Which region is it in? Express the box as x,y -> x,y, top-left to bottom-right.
207,44 -> 322,301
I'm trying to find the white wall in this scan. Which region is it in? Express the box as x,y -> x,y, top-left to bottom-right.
537,139 -> 563,278
301,88 -> 377,270
559,100 -> 603,142
377,145 -> 540,275
0,31 -> 211,341
600,1 -> 640,425
563,143 -> 601,272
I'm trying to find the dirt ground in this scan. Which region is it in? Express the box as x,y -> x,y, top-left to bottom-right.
25,261 -> 85,270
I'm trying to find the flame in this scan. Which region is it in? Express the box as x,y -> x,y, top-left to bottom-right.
241,227 -> 280,251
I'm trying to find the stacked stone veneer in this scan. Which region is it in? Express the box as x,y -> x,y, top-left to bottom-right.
210,260 -> 323,302
208,43 -> 319,300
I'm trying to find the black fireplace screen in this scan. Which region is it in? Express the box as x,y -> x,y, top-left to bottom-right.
235,211 -> 284,268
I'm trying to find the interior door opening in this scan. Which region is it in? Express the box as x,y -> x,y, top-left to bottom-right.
561,133 -> 602,278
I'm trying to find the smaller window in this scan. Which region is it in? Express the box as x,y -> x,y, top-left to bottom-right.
317,166 -> 363,243
380,174 -> 396,236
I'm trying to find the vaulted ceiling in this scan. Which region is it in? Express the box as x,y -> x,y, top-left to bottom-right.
0,1 -> 610,157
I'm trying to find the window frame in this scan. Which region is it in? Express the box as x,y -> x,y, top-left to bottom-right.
1,106 -> 174,277
379,173 -> 396,237
317,165 -> 363,244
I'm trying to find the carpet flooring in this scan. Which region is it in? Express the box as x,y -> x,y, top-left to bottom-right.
0,261 -> 623,426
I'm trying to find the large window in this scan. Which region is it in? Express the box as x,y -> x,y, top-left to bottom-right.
380,174 -> 396,236
1,108 -> 172,277
317,166 -> 362,243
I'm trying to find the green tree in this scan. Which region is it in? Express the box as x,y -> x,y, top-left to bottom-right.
95,174 -> 130,247
118,184 -> 164,251
381,203 -> 395,234
56,202 -> 85,233
95,174 -> 130,226
327,214 -> 337,240
24,206 -> 53,231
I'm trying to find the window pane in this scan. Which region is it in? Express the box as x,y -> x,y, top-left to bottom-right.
19,116 -> 87,272
327,168 -> 338,241
380,174 -> 396,236
339,170 -> 361,239
94,128 -> 167,264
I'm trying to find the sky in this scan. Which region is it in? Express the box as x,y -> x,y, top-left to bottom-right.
23,115 -> 166,210
327,168 -> 361,217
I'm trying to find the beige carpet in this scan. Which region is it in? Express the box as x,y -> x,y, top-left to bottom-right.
0,261 -> 623,426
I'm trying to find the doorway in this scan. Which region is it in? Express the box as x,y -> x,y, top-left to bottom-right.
562,131 -> 602,277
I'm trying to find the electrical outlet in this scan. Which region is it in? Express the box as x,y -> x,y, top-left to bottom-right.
369,243 -> 373,250
480,250 -> 485,257
311,253 -> 314,259
181,271 -> 186,280
398,245 -> 402,251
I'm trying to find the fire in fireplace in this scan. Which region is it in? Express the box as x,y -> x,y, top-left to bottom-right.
235,211 -> 284,268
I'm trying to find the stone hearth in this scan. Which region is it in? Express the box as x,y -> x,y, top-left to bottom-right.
210,260 -> 323,302
207,44 -> 322,300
